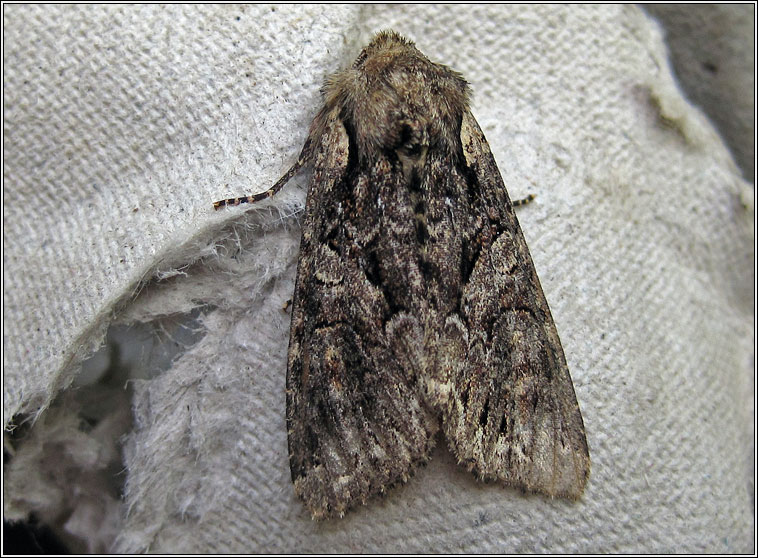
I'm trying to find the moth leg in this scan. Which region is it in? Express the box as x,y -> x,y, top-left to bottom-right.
213,134 -> 318,209
512,194 -> 535,207
213,159 -> 305,209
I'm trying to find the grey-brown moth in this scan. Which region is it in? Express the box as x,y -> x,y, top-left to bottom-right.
215,30 -> 590,519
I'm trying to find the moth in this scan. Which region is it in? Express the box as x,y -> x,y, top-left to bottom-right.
215,30 -> 590,519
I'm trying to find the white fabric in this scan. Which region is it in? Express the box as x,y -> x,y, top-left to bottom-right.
3,4 -> 753,553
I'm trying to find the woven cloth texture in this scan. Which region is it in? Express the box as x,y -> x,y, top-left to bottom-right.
3,5 -> 753,553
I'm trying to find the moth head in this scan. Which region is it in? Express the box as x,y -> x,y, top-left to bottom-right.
322,30 -> 471,161
352,30 -> 416,70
